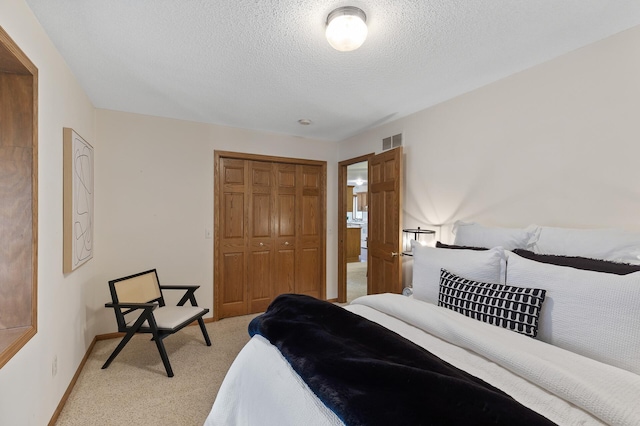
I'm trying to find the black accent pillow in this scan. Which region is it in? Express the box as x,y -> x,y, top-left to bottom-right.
512,249 -> 640,275
438,269 -> 546,338
436,241 -> 489,251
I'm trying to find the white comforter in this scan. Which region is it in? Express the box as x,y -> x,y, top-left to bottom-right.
206,294 -> 640,426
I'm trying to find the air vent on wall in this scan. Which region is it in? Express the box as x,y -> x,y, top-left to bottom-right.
382,133 -> 402,150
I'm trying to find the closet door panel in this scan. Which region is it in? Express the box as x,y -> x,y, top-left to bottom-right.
251,193 -> 271,237
275,164 -> 297,296
301,195 -> 319,236
249,161 -> 273,239
275,246 -> 295,294
277,195 -> 296,237
248,161 -> 275,312
221,253 -> 244,302
218,158 -> 249,318
296,247 -> 320,297
276,164 -> 296,238
221,158 -> 246,240
223,193 -> 244,238
248,245 -> 273,313
300,166 -> 321,238
295,165 -> 323,298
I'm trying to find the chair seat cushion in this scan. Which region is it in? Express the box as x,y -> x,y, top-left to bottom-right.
128,306 -> 207,330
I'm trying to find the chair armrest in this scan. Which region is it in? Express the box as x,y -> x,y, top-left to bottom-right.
159,285 -> 201,307
105,302 -> 157,310
105,301 -> 158,319
159,285 -> 200,290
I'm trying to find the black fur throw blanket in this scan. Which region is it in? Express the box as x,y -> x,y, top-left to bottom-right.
249,294 -> 556,426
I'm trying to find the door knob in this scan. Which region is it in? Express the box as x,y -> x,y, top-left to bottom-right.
259,242 -> 265,247
284,241 -> 290,246
391,252 -> 399,257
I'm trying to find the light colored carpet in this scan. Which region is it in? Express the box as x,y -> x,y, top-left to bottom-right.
347,262 -> 367,303
55,314 -> 258,426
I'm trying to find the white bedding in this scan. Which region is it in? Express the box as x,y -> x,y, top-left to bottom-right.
206,294 -> 640,426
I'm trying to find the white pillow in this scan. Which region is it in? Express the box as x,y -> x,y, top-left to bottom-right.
506,252 -> 640,375
411,242 -> 506,305
531,226 -> 640,265
453,221 -> 537,251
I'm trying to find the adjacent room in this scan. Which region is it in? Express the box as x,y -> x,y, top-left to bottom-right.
1,1 -> 640,425
346,160 -> 368,303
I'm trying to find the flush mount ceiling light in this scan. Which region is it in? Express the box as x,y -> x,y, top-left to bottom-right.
325,6 -> 368,52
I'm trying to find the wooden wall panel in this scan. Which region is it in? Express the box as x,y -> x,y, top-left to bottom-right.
0,26 -> 38,369
0,146 -> 32,328
0,75 -> 32,148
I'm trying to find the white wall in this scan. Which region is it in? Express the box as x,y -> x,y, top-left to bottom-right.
92,110 -> 340,334
339,25 -> 640,244
0,1 -> 96,425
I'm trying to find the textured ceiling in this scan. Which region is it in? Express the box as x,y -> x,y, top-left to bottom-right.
25,0 -> 640,141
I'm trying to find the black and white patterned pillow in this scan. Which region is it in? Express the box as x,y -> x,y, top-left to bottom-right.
438,269 -> 546,338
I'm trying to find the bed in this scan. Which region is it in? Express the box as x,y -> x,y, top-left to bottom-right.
205,223 -> 640,425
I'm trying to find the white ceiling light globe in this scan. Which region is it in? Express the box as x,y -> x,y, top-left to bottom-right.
326,7 -> 368,52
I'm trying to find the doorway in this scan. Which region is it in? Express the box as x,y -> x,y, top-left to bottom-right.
338,154 -> 373,303
346,160 -> 368,302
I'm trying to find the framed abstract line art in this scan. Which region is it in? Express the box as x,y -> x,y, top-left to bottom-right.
63,128 -> 94,273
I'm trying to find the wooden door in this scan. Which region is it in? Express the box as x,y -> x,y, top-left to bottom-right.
274,164 -> 297,296
247,161 -> 275,313
217,158 -> 249,318
295,165 -> 324,298
367,147 -> 403,294
214,151 -> 326,319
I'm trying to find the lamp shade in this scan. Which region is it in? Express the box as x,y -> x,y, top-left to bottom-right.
325,7 -> 368,52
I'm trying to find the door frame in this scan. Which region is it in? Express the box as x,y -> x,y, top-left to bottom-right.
337,153 -> 374,303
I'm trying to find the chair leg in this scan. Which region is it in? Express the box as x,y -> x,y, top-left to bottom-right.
198,317 -> 212,346
153,334 -> 174,377
102,329 -> 137,370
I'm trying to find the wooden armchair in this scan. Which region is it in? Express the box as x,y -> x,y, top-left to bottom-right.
102,269 -> 211,377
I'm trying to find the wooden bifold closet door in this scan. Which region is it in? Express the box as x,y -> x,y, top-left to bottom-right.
214,152 -> 326,320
